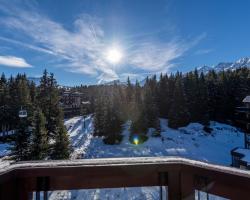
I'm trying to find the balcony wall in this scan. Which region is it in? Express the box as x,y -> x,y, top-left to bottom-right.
0,157 -> 250,200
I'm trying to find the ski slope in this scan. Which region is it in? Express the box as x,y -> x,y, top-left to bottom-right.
64,115 -> 93,159
66,116 -> 243,166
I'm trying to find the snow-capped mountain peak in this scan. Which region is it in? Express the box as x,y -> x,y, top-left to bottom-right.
235,57 -> 250,64
213,62 -> 233,72
98,79 -> 127,86
197,56 -> 250,74
197,65 -> 213,73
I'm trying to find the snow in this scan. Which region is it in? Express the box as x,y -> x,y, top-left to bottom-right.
0,115 -> 245,199
47,186 -> 164,200
64,115 -> 94,159
197,56 -> 250,74
75,118 -> 243,166
0,130 -> 15,137
0,143 -> 11,157
243,96 -> 250,103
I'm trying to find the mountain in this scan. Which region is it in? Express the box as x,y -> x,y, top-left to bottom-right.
98,79 -> 127,86
198,57 -> 250,73
97,57 -> 250,85
139,78 -> 147,86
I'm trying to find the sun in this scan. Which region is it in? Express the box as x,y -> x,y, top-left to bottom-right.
106,47 -> 123,64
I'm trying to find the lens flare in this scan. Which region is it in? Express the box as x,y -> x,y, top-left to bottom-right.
133,136 -> 139,145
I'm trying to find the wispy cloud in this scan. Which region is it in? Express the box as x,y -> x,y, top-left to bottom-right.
195,48 -> 213,55
0,55 -> 32,68
124,33 -> 206,73
0,2 -> 205,82
0,36 -> 56,55
126,41 -> 184,72
0,5 -> 108,77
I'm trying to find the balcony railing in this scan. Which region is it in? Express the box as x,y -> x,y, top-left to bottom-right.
0,157 -> 250,200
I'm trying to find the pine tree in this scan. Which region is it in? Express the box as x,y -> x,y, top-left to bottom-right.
51,123 -> 71,159
185,70 -> 209,125
37,70 -> 70,157
126,77 -> 133,103
168,78 -> 190,129
93,95 -> 105,136
11,118 -> 32,161
130,106 -> 148,134
206,70 -> 219,120
125,76 -> 134,120
38,71 -> 63,137
158,73 -> 170,118
143,83 -> 160,131
134,80 -> 141,105
10,74 -> 35,161
103,101 -> 123,144
93,89 -> 123,144
0,73 -> 9,134
30,110 -> 48,160
29,81 -> 36,104
198,72 -> 209,125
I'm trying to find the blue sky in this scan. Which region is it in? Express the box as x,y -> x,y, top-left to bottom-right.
0,0 -> 250,85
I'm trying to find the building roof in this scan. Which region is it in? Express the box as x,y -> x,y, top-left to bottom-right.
243,96 -> 250,103
63,91 -> 82,96
233,148 -> 250,165
82,101 -> 90,104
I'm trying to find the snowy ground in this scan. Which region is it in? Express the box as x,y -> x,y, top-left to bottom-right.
65,116 -> 243,166
0,115 -> 244,199
0,143 -> 11,157
64,115 -> 94,159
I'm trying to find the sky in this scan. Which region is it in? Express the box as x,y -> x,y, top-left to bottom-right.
0,0 -> 250,85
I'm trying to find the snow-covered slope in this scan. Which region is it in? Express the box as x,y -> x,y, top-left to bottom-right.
64,115 -> 94,159
67,117 -> 243,166
198,57 -> 250,73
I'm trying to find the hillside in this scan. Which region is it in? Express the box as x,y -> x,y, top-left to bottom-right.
65,116 -> 243,165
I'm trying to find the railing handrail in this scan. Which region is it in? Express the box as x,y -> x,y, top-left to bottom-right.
1,157 -> 250,200
1,156 -> 250,178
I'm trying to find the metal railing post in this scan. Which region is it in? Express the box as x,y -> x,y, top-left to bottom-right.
168,170 -> 195,200
36,177 -> 50,200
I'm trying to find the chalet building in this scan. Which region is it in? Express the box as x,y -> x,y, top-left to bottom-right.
231,147 -> 250,169
60,91 -> 90,117
61,91 -> 82,108
232,96 -> 250,169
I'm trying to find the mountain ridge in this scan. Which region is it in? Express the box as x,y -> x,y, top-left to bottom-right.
197,57 -> 250,73
96,57 -> 250,85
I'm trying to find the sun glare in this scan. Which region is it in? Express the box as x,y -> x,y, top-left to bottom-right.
133,136 -> 139,145
106,47 -> 123,64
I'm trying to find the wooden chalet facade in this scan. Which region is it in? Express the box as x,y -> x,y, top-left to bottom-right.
60,91 -> 90,117
232,96 -> 250,169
